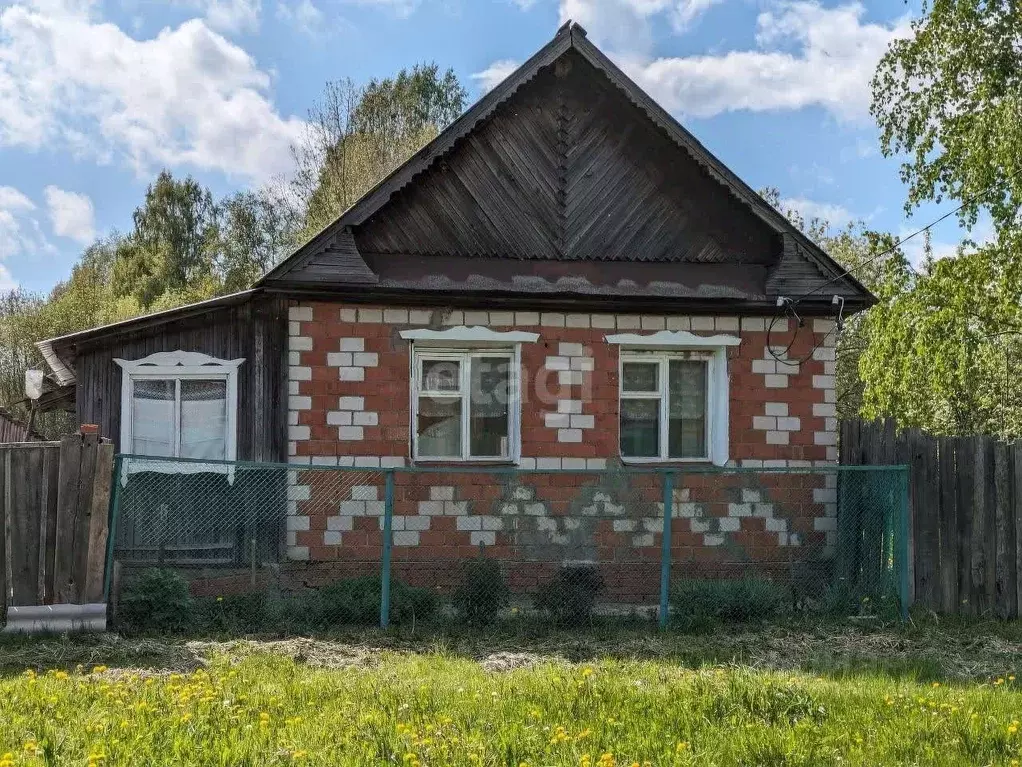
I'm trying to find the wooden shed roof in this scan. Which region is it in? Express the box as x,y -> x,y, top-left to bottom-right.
260,22 -> 873,311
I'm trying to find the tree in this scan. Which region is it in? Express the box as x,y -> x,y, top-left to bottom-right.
760,188 -> 912,421
866,0 -> 1022,437
279,63 -> 467,242
871,0 -> 1022,234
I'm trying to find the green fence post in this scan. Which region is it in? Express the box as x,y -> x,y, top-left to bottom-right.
897,467 -> 911,621
380,469 -> 395,629
102,456 -> 123,604
659,470 -> 674,629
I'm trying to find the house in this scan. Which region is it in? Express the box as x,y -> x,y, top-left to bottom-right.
34,23 -> 873,594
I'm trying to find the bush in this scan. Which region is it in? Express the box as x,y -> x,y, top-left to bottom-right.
453,557 -> 509,624
534,565 -> 604,624
670,577 -> 787,632
117,568 -> 193,636
316,576 -> 439,628
194,592 -> 268,634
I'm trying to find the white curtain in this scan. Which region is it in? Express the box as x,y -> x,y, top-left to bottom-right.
131,379 -> 175,457
179,380 -> 228,460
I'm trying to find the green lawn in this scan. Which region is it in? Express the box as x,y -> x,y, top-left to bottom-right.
2,624 -> 1022,765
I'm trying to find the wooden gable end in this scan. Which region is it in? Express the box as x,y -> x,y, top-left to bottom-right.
354,50 -> 777,265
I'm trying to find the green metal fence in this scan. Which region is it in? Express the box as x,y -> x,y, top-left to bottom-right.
105,455 -> 910,634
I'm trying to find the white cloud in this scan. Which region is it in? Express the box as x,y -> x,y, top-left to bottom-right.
0,0 -> 305,181
564,1 -> 910,123
44,186 -> 96,244
345,0 -> 420,17
471,59 -> 520,93
557,0 -> 722,53
780,196 -> 855,227
275,0 -> 323,35
0,185 -> 55,288
176,0 -> 262,33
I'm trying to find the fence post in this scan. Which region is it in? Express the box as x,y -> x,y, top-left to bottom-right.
102,456 -> 123,604
659,470 -> 674,629
380,469 -> 395,629
897,466 -> 911,621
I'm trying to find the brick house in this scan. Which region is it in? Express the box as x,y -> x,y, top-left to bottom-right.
35,23 -> 873,594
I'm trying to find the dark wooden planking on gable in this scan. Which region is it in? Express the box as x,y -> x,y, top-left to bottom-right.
73,295 -> 287,463
354,52 -> 778,267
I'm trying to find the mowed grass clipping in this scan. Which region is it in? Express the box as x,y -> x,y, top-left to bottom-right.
2,652 -> 1022,766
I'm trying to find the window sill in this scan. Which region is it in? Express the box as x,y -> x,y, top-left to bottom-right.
619,457 -> 717,467
411,459 -> 519,469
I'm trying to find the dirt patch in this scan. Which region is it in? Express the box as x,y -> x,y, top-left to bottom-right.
479,651 -> 557,672
189,638 -> 386,669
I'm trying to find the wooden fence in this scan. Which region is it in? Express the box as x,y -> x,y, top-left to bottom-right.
0,431 -> 114,612
842,419 -> 1022,618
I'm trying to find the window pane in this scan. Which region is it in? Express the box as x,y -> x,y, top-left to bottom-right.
132,379 -> 175,457
470,356 -> 510,457
180,380 -> 227,460
417,396 -> 462,458
420,359 -> 461,393
622,362 -> 658,393
620,399 -> 659,457
668,360 -> 707,458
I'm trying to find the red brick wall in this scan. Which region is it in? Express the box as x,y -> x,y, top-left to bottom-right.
284,302 -> 838,583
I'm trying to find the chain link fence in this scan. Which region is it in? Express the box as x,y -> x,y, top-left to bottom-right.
106,455 -> 909,635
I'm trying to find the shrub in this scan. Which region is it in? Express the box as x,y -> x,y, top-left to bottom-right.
670,577 -> 787,632
534,565 -> 604,624
195,592 -> 268,634
117,568 -> 193,636
316,576 -> 439,628
453,557 -> 509,624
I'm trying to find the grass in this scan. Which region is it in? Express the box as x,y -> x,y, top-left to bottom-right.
2,619 -> 1022,765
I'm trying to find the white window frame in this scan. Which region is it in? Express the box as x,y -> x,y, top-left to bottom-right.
608,331 -> 736,467
410,346 -> 522,463
115,351 -> 244,478
619,351 -> 714,463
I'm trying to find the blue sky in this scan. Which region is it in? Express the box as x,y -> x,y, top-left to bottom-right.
0,0 -> 981,294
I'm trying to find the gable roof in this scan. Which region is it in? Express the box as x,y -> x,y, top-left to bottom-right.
263,24 -> 870,310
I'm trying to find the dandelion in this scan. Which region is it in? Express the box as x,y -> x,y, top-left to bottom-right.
581,667 -> 595,679
291,750 -> 308,760
597,754 -> 615,767
676,741 -> 690,754
92,665 -> 108,674
0,753 -> 13,767
54,670 -> 68,680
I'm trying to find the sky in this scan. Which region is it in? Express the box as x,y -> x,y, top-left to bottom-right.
0,0 -> 987,294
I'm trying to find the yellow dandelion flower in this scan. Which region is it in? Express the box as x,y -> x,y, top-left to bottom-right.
291,750 -> 308,760
92,665 -> 108,674
676,741 -> 690,753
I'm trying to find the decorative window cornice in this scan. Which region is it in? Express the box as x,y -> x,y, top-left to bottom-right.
605,330 -> 741,348
399,326 -> 540,344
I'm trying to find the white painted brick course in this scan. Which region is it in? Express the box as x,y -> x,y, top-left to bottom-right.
764,402 -> 788,417
289,306 -> 313,322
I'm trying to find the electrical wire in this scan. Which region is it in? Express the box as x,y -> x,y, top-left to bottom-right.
765,187 -> 990,365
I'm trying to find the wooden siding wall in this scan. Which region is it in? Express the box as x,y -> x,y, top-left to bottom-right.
74,296 -> 288,463
842,419 -> 1022,618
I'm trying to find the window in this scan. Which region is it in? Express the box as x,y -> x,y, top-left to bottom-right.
412,350 -> 517,461
619,352 -> 712,461
116,352 -> 244,471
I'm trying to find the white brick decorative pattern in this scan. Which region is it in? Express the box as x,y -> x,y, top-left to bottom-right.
812,331 -> 839,462
328,337 -> 378,382
287,310 -> 313,459
544,343 -> 595,443
326,395 -> 378,442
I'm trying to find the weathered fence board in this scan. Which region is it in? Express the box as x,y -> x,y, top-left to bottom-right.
0,434 -> 114,614
843,420 -> 1022,617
